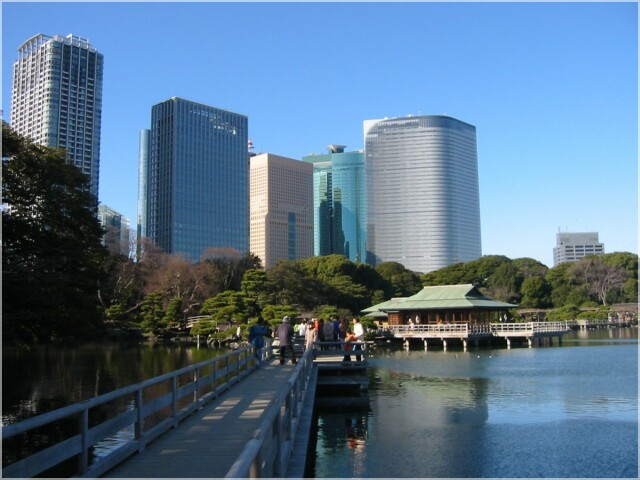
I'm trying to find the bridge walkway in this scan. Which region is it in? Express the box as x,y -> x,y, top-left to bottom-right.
102,357 -> 298,478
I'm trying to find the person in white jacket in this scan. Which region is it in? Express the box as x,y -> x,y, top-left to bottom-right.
352,317 -> 365,362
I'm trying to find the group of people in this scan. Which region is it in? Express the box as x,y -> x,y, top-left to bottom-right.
247,316 -> 366,367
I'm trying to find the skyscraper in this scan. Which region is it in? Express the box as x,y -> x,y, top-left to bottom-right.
98,204 -> 131,257
303,145 -> 366,262
249,153 -> 314,269
137,129 -> 150,258
553,232 -> 604,266
143,97 -> 248,262
10,34 -> 104,199
364,115 -> 482,273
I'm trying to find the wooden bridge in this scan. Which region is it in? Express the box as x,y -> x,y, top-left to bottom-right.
386,321 -> 572,349
1,341 -> 369,479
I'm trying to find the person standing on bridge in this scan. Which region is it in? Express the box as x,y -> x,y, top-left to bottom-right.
352,317 -> 365,362
277,316 -> 297,365
248,317 -> 270,368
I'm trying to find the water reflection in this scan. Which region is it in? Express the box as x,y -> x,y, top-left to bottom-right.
313,329 -> 638,478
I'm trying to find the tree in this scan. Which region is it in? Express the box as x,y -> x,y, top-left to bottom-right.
375,262 -> 421,297
2,121 -> 109,344
520,276 -> 552,308
570,257 -> 627,305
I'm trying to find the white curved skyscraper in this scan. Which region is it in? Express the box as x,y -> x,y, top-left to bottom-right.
364,115 -> 482,274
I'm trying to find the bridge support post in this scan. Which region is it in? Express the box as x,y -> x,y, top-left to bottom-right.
462,339 -> 467,351
506,338 -> 511,349
548,337 -> 553,346
404,339 -> 409,350
527,337 -> 532,348
442,339 -> 447,350
558,336 -> 563,345
423,339 -> 428,351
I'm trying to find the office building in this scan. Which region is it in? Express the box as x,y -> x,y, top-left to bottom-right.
303,145 -> 366,262
553,232 -> 604,266
98,204 -> 131,257
249,153 -> 314,269
10,34 -> 104,199
137,129 -> 150,259
364,115 -> 482,273
143,97 -> 248,262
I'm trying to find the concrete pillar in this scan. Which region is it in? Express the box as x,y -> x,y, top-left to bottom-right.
442,339 -> 447,350
506,338 -> 511,349
527,337 -> 532,348
462,339 -> 467,351
423,339 -> 428,351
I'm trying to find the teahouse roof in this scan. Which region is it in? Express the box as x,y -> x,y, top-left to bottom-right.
362,284 -> 517,313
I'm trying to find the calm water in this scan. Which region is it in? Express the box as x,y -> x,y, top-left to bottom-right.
2,342 -> 224,425
2,330 -> 638,478
313,328 -> 639,478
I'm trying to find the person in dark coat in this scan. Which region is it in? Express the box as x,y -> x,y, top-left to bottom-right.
277,316 -> 297,365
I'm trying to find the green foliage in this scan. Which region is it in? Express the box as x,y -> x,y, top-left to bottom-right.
140,292 -> 167,336
201,291 -> 250,324
576,308 -> 610,320
546,305 -> 581,321
261,304 -> 299,322
520,276 -> 552,308
375,261 -> 421,297
2,121 -> 109,344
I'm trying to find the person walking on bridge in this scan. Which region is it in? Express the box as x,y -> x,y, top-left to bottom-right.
248,317 -> 270,368
277,316 -> 297,365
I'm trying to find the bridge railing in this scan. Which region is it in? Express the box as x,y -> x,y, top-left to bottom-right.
225,347 -> 316,478
490,322 -> 570,335
387,324 -> 471,337
2,344 -> 271,479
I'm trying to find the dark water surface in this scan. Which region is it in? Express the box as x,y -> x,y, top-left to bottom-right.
313,328 -> 638,478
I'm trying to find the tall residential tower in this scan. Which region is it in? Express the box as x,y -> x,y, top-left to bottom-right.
364,115 -> 482,273
303,145 -> 366,262
142,97 -> 248,262
10,34 -> 104,198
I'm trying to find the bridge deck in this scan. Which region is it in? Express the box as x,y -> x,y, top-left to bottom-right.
102,357 -> 297,478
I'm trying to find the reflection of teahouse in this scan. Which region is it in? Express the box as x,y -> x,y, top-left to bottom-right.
362,284 -> 516,325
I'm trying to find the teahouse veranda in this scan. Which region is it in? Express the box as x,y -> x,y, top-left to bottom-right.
362,284 -> 517,326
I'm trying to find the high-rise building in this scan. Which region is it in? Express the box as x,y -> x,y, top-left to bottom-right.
98,204 -> 131,257
137,129 -> 150,258
249,153 -> 314,269
143,97 -> 248,262
10,34 -> 104,199
303,145 -> 366,262
553,232 -> 604,266
364,115 -> 482,273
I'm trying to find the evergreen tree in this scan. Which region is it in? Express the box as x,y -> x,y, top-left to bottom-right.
2,122 -> 108,344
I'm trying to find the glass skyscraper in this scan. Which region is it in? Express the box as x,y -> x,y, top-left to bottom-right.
303,145 -> 366,263
10,34 -> 104,199
364,115 -> 482,274
142,97 -> 248,262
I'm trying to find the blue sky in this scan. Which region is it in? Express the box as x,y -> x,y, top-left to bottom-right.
2,1 -> 637,268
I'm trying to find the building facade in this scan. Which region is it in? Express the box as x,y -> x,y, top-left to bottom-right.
143,97 -> 248,262
10,34 -> 104,199
98,204 -> 131,257
249,153 -> 314,269
303,145 -> 366,262
553,232 -> 604,266
364,115 -> 482,274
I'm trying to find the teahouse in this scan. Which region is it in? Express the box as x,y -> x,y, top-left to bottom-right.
362,284 -> 517,325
